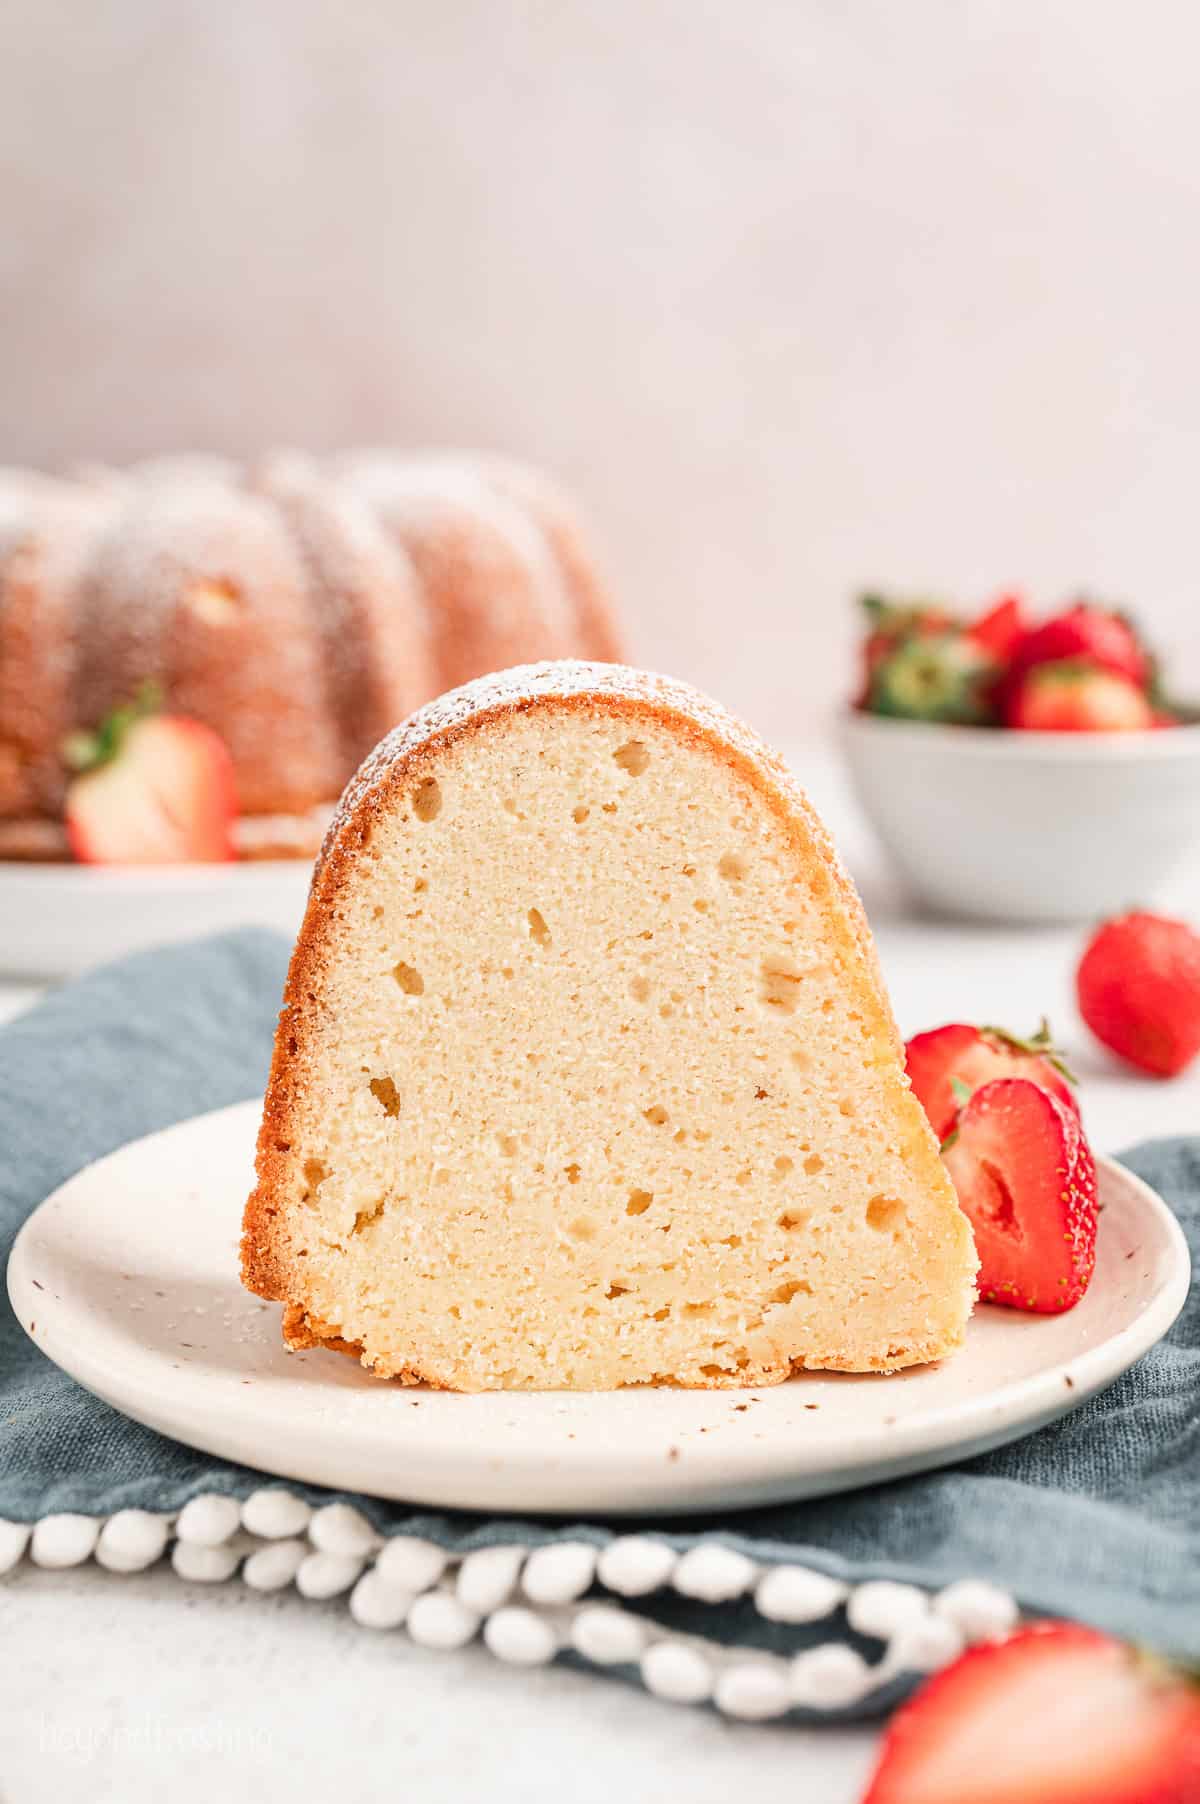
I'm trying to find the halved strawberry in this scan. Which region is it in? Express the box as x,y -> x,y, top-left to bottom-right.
965,593 -> 1027,663
941,1078 -> 1096,1311
1009,601 -> 1151,690
65,701 -> 237,864
905,1021 -> 1078,1142
861,1621 -> 1200,1804
1005,660 -> 1154,732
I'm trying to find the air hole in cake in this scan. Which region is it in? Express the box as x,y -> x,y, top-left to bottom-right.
720,1234 -> 743,1248
694,898 -> 710,913
659,1003 -> 674,1019
414,877 -> 427,893
527,908 -> 551,948
351,1198 -> 384,1235
630,974 -> 651,1004
601,802 -> 617,815
497,1133 -> 518,1157
774,1155 -> 794,1179
672,1128 -> 687,1145
839,1098 -> 857,1119
643,1105 -> 669,1126
736,1168 -> 752,1186
779,1208 -> 811,1232
699,1362 -> 732,1378
626,1189 -> 653,1216
393,961 -> 424,996
651,1305 -> 671,1321
683,1301 -> 715,1318
572,805 -> 590,823
760,954 -> 805,1013
866,1194 -> 907,1233
804,1153 -> 825,1176
613,740 -> 650,776
412,778 -> 442,823
368,1076 -> 401,1117
770,1278 -> 813,1305
301,1159 -> 329,1199
567,1216 -> 596,1242
564,1162 -> 581,1184
606,1281 -> 630,1299
718,852 -> 748,883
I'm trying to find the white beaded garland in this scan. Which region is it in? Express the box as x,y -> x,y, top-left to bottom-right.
456,1544 -> 526,1614
483,1605 -> 558,1667
714,1662 -> 793,1721
375,1535 -> 447,1593
789,1642 -> 873,1709
96,1510 -> 169,1574
672,1543 -> 758,1603
847,1580 -> 931,1642
640,1640 -> 714,1705
406,1591 -> 480,1651
241,1488 -> 312,1541
570,1603 -> 649,1666
0,1519 -> 32,1575
349,1569 -> 414,1630
31,1513 -> 99,1569
296,1551 -> 365,1600
885,1611 -> 966,1675
755,1564 -> 848,1624
933,1578 -> 1019,1642
175,1494 -> 242,1548
242,1538 -> 308,1593
172,1539 -> 241,1584
522,1540 -> 597,1605
595,1536 -> 677,1597
308,1503 -> 380,1559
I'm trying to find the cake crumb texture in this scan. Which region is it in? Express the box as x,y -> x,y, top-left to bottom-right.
242,661 -> 976,1388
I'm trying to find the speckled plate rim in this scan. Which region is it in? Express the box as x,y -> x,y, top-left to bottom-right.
7,1099 -> 1191,1517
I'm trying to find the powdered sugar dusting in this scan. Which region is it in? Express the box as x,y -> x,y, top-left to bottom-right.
319,660 -> 849,897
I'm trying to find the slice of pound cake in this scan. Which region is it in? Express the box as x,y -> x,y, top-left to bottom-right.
241,663 -> 976,1388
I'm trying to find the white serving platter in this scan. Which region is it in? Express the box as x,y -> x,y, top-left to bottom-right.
0,862 -> 312,979
7,1100 -> 1190,1517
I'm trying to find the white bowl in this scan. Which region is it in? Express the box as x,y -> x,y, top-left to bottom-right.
839,714 -> 1200,924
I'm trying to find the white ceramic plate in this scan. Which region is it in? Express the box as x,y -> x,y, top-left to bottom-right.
0,862 -> 312,979
8,1100 -> 1190,1517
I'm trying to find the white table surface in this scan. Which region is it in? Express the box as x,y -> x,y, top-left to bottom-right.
4,749 -> 1198,1804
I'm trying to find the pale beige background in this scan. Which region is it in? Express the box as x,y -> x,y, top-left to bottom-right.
2,1 -> 1198,739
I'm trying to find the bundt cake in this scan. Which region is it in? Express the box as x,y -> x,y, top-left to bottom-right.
241,661 -> 976,1390
0,453 -> 618,861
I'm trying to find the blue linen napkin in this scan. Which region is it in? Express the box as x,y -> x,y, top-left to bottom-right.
2,930 -> 1197,1678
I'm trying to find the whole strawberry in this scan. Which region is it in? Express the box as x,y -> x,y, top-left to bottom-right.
1005,659 -> 1154,732
1077,911 -> 1200,1077
1010,600 -> 1151,690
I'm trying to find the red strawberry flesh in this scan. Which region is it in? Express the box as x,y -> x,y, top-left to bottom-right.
66,716 -> 237,864
942,1078 -> 1096,1311
862,1622 -> 1200,1804
906,1023 -> 1078,1141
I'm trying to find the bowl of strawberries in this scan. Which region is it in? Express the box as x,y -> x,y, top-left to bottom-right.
840,592 -> 1200,922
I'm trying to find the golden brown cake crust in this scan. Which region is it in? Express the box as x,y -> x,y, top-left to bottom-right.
242,661 -> 964,1387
